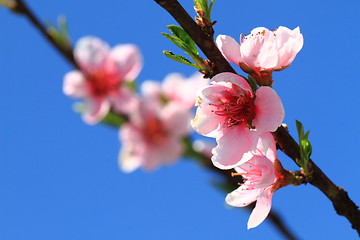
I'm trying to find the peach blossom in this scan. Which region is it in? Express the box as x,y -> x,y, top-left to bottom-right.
119,98 -> 190,172
226,133 -> 279,229
216,26 -> 303,85
141,72 -> 208,110
191,72 -> 284,169
63,36 -> 142,124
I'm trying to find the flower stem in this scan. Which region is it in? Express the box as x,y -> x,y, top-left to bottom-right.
12,0 -> 79,69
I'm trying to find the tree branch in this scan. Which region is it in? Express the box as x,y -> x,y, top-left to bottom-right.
13,0 -> 79,69
154,0 -> 360,236
273,126 -> 360,235
154,0 -> 235,77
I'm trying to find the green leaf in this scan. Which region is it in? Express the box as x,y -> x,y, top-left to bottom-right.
167,25 -> 198,55
46,15 -> 71,51
161,33 -> 190,53
163,51 -> 199,68
247,74 -> 259,92
295,120 -> 313,175
101,111 -> 126,127
209,0 -> 216,18
193,0 -> 216,21
296,120 -> 304,141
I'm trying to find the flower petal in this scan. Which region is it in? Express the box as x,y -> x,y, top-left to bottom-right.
109,88 -> 139,114
211,72 -> 252,94
118,124 -> 144,173
109,44 -> 143,82
247,188 -> 273,229
161,103 -> 191,137
255,132 -> 277,162
216,35 -> 242,64
82,97 -> 110,125
142,137 -> 183,171
211,127 -> 257,169
74,36 -> 110,71
63,70 -> 88,98
191,105 -> 222,138
253,86 -> 284,132
226,187 -> 261,207
252,156 -> 276,188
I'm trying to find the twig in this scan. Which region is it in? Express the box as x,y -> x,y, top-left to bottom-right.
155,0 -> 235,78
13,0 -> 79,69
273,126 -> 360,235
154,0 -> 360,236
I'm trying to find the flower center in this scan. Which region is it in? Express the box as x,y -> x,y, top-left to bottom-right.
86,70 -> 120,97
144,117 -> 167,145
211,90 -> 256,128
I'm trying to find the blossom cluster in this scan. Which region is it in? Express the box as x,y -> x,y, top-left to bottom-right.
191,26 -> 303,228
64,36 -> 207,172
63,25 -> 303,229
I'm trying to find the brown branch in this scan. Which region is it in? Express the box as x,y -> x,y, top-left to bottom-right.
154,0 -> 360,237
154,0 -> 235,77
273,126 -> 360,235
13,0 -> 79,69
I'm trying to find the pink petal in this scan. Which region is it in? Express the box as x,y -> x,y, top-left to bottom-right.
162,73 -> 185,99
118,124 -> 144,173
211,72 -> 252,93
82,97 -> 111,125
255,132 -> 277,162
108,88 -> 140,115
257,38 -> 278,69
247,188 -> 273,229
226,187 -> 261,207
161,103 -> 191,137
216,35 -> 242,64
211,127 -> 257,169
252,156 -> 276,188
275,27 -> 304,68
109,44 -> 143,82
162,72 -> 207,109
118,123 -> 145,173
142,137 -> 183,171
74,36 -> 110,71
63,70 -> 88,98
253,87 -> 284,133
140,80 -> 162,105
191,106 -> 222,138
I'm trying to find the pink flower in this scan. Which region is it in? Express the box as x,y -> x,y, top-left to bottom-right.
216,26 -> 303,85
191,72 -> 284,169
141,72 -> 208,110
119,98 -> 190,172
63,36 -> 142,124
226,133 -> 281,229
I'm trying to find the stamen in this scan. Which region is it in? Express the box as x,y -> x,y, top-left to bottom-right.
210,90 -> 256,128
231,172 -> 242,177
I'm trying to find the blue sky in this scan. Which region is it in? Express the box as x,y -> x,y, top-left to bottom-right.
1,0 -> 360,239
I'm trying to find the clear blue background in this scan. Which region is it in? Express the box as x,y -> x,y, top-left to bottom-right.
1,0 -> 360,239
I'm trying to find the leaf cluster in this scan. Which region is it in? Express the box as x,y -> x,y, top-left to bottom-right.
162,25 -> 205,69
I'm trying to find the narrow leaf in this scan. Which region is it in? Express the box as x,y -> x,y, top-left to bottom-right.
163,51 -> 199,68
166,25 -> 198,54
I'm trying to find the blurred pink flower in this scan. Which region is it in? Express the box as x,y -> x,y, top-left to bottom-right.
63,36 -> 142,124
141,72 -> 208,110
216,26 -> 303,85
119,98 -> 190,172
226,133 -> 280,229
191,72 -> 284,169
